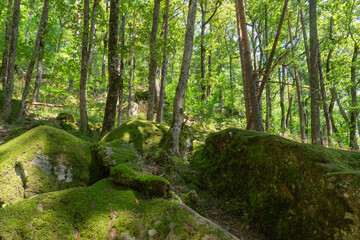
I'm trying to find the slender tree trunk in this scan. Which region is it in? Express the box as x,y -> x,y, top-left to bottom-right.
280,66 -> 286,132
102,0 -> 120,135
237,0 -> 263,131
117,14 -> 126,126
298,0 -> 310,70
350,43 -> 359,150
318,51 -> 333,146
288,18 -> 306,142
167,0 -> 197,155
3,0 -> 20,122
309,0 -> 321,145
156,0 -> 170,123
200,2 -> 207,103
33,37 -> 45,102
147,0 -> 162,121
207,49 -> 212,98
78,0 -> 90,133
1,0 -> 13,89
128,52 -> 135,118
17,0 -> 49,121
256,0 -> 289,100
102,33 -> 108,79
88,0 -> 100,77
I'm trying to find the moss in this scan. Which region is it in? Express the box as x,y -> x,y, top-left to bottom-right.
3,128 -> 26,143
0,125 -> 92,205
110,163 -> 171,198
0,179 -> 232,240
60,120 -> 77,131
102,119 -> 169,157
192,128 -> 360,240
56,113 -> 75,123
181,190 -> 205,216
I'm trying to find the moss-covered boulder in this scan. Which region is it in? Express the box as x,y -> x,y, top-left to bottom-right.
0,126 -> 92,205
102,119 -> 169,157
60,120 -> 77,131
192,128 -> 360,240
0,179 -> 238,240
91,139 -> 171,198
56,112 -> 75,123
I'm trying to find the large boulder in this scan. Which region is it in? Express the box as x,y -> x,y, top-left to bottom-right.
90,139 -> 171,198
192,128 -> 360,240
0,125 -> 92,205
0,179 -> 238,240
102,119 -> 169,157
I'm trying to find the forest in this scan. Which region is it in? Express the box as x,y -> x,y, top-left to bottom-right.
0,0 -> 360,239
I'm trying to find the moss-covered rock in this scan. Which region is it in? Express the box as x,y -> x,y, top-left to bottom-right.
0,126 -> 92,205
0,179 -> 238,240
192,128 -> 360,240
91,139 -> 171,198
60,120 -> 77,131
102,119 -> 169,157
56,112 -> 75,123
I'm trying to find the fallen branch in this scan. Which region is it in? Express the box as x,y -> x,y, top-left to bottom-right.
26,101 -> 64,108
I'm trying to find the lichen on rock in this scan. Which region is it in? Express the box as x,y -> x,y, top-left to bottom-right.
192,128 -> 360,240
0,125 -> 92,205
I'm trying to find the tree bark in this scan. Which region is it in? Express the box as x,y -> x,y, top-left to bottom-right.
167,0 -> 197,155
318,50 -> 333,146
288,18 -> 306,142
309,0 -> 321,145
33,36 -> 45,102
88,0 -> 101,76
280,65 -> 286,133
17,0 -> 49,122
147,0 -> 162,121
156,0 -> 170,124
102,33 -> 108,79
102,0 -> 120,135
1,0 -> 13,89
256,0 -> 289,100
350,43 -> 359,150
78,0 -> 90,133
237,0 -> 263,131
117,14 -> 126,127
298,0 -> 310,71
3,0 -> 20,122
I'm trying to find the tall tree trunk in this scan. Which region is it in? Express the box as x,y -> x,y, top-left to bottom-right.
237,0 -> 263,131
350,43 -> 359,150
117,14 -> 126,126
88,0 -> 100,73
102,33 -> 108,78
298,0 -> 310,70
1,0 -> 13,89
167,0 -> 197,155
102,0 -> 120,135
235,0 -> 249,124
57,18 -> 64,53
17,0 -> 49,121
288,18 -> 306,142
200,2 -> 207,103
33,37 -> 45,102
127,52 -> 135,118
147,0 -> 162,121
256,0 -> 289,100
309,0 -> 321,145
318,51 -> 333,146
280,65 -> 286,133
3,0 -> 20,122
156,0 -> 170,124
78,0 -> 90,133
